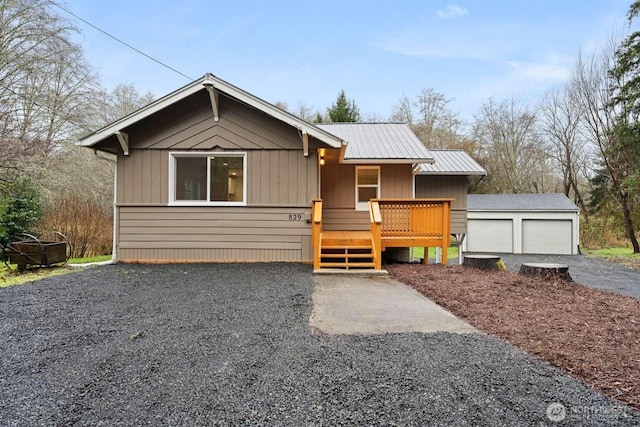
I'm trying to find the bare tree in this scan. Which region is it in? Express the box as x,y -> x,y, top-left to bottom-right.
0,0 -> 97,182
472,96 -> 554,193
85,83 -> 155,129
571,44 -> 640,252
539,86 -> 591,213
390,94 -> 414,125
391,89 -> 464,148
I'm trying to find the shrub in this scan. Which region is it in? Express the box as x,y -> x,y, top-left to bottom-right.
0,177 -> 43,246
38,193 -> 112,258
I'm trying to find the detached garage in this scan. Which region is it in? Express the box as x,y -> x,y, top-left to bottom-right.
463,193 -> 580,255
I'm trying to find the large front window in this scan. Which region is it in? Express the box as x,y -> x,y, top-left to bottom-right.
171,152 -> 246,205
355,166 -> 380,210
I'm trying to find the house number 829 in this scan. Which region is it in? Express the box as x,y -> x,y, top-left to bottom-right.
288,213 -> 303,221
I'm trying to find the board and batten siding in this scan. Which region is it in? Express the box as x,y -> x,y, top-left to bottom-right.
113,92 -> 321,263
129,92 -> 307,151
117,149 -> 318,206
320,163 -> 413,231
415,175 -> 468,234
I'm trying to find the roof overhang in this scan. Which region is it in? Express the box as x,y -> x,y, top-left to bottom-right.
469,208 -> 580,213
418,170 -> 487,176
78,73 -> 344,150
340,158 -> 435,164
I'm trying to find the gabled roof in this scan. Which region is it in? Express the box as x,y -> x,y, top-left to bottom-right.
418,150 -> 486,175
78,73 -> 344,149
468,193 -> 579,212
317,123 -> 434,164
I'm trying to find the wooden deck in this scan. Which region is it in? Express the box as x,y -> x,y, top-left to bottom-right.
312,199 -> 453,271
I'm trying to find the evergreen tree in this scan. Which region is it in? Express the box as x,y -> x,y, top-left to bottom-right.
605,0 -> 640,252
0,177 -> 43,246
327,90 -> 361,122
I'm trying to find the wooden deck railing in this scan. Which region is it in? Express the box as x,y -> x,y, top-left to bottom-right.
311,199 -> 323,270
374,198 -> 453,264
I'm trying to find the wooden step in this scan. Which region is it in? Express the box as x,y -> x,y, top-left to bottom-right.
317,230 -> 377,271
319,262 -> 377,269
321,239 -> 373,247
320,245 -> 373,250
320,252 -> 373,259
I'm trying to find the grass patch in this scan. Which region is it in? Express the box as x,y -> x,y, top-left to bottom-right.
68,254 -> 112,264
0,254 -> 111,288
584,247 -> 640,268
585,247 -> 636,257
0,265 -> 75,288
410,246 -> 459,261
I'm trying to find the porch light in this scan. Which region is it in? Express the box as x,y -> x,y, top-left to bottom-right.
319,156 -> 325,166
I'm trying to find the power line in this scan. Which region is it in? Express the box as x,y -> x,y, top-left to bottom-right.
50,1 -> 194,81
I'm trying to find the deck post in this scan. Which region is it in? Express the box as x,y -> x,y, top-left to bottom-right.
311,199 -> 322,270
441,200 -> 451,265
369,200 -> 382,270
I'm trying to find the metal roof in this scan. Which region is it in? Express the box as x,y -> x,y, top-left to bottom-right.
317,123 -> 434,163
418,150 -> 486,175
468,193 -> 580,212
79,73 -> 344,150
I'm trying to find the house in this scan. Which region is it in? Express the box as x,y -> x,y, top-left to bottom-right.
79,73 -> 484,269
463,193 -> 580,255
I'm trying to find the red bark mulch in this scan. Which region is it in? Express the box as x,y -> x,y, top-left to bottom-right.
386,263 -> 640,410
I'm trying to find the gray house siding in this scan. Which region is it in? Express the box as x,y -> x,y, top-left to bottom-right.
114,93 -> 319,262
415,175 -> 468,234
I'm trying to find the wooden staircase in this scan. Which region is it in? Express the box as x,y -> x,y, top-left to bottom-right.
317,231 -> 376,270
311,198 -> 452,271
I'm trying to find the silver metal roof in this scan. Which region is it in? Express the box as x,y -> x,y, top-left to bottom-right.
317,123 -> 434,163
418,150 -> 487,175
468,193 -> 579,212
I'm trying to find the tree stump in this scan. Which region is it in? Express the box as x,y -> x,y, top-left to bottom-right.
519,263 -> 572,281
463,254 -> 502,271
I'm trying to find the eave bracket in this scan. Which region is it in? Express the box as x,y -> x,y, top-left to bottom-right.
115,131 -> 129,156
204,82 -> 219,122
302,131 -> 309,157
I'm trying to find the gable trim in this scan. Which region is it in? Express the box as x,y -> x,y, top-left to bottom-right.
78,73 -> 344,150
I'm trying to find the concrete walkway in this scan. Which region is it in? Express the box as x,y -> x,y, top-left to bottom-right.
309,274 -> 477,335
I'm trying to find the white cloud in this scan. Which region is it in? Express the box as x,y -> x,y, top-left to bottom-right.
437,4 -> 468,20
504,56 -> 572,83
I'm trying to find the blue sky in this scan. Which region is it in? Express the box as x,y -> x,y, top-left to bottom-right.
63,0 -> 632,123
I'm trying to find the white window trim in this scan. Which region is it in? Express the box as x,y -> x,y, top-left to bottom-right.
169,151 -> 247,206
355,165 -> 380,211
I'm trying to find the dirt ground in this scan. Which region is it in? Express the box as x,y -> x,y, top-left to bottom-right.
386,263 -> 640,411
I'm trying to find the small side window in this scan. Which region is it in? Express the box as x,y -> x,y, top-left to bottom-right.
355,166 -> 379,210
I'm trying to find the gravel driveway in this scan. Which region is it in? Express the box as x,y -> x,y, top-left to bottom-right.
1,263 -> 638,425
499,254 -> 640,299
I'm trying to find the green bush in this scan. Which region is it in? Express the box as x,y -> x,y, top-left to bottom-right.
0,177 -> 43,247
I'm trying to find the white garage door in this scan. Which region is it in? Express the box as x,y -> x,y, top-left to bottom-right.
522,220 -> 572,255
467,219 -> 513,253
